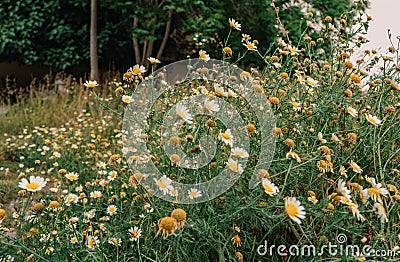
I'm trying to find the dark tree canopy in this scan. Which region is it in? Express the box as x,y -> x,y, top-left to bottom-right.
0,0 -> 369,70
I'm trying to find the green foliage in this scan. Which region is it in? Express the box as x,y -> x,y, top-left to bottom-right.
0,0 -> 89,69
0,0 -> 369,70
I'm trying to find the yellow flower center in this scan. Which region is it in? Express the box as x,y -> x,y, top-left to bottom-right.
199,53 -> 207,60
246,43 -> 255,50
124,72 -> 133,79
132,68 -> 142,75
157,180 -> 168,189
66,175 -> 77,181
221,133 -> 231,140
368,187 -> 381,197
286,203 -> 300,218
88,238 -> 96,248
176,108 -> 187,119
367,116 -> 378,124
215,89 -> 225,97
235,151 -> 245,158
130,231 -> 139,238
26,182 -> 41,190
189,191 -> 198,198
228,162 -> 239,172
350,163 -> 361,172
263,183 -> 274,194
123,97 -> 131,103
230,22 -> 238,29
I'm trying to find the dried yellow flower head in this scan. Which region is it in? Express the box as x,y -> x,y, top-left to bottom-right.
0,209 -> 6,220
319,146 -> 333,156
206,120 -> 216,128
246,123 -> 256,134
271,56 -> 280,62
18,190 -> 27,197
335,71 -> 343,78
279,72 -> 289,79
168,136 -> 181,145
223,47 -> 233,56
109,154 -> 120,163
343,61 -> 353,69
48,201 -> 60,210
31,203 -> 45,213
258,169 -> 270,179
58,169 -> 67,176
324,16 -> 333,23
30,227 -> 39,235
232,235 -> 241,247
277,89 -> 286,96
170,154 -> 181,164
171,208 -> 187,229
284,138 -> 295,149
269,96 -> 280,105
235,251 -> 244,262
272,127 -> 283,137
384,106 -> 395,114
348,133 -> 357,143
157,216 -> 177,239
344,89 -> 353,97
350,74 -> 361,85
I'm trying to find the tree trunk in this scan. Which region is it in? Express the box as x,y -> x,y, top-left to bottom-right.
133,17 -> 141,65
90,0 -> 99,81
156,9 -> 173,60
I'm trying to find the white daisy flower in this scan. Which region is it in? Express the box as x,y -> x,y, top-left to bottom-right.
365,114 -> 382,126
128,226 -> 142,241
231,147 -> 249,159
147,57 -> 161,64
122,95 -> 133,104
285,197 -> 306,224
347,106 -> 358,117
214,83 -> 228,97
129,64 -> 146,75
204,99 -> 220,113
228,18 -> 241,31
219,129 -> 234,147
188,188 -> 202,199
107,205 -> 117,216
261,178 -> 279,196
226,158 -> 244,174
18,176 -> 47,192
199,50 -> 210,61
84,80 -> 99,89
176,103 -> 193,124
154,175 -> 174,195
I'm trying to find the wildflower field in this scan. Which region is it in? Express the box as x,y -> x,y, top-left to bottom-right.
1,6 -> 400,262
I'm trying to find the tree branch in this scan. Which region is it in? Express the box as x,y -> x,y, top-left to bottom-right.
133,17 -> 141,65
156,9 -> 173,60
146,30 -> 155,62
141,39 -> 148,65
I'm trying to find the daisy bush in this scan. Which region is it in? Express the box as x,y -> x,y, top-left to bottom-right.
1,7 -> 400,262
